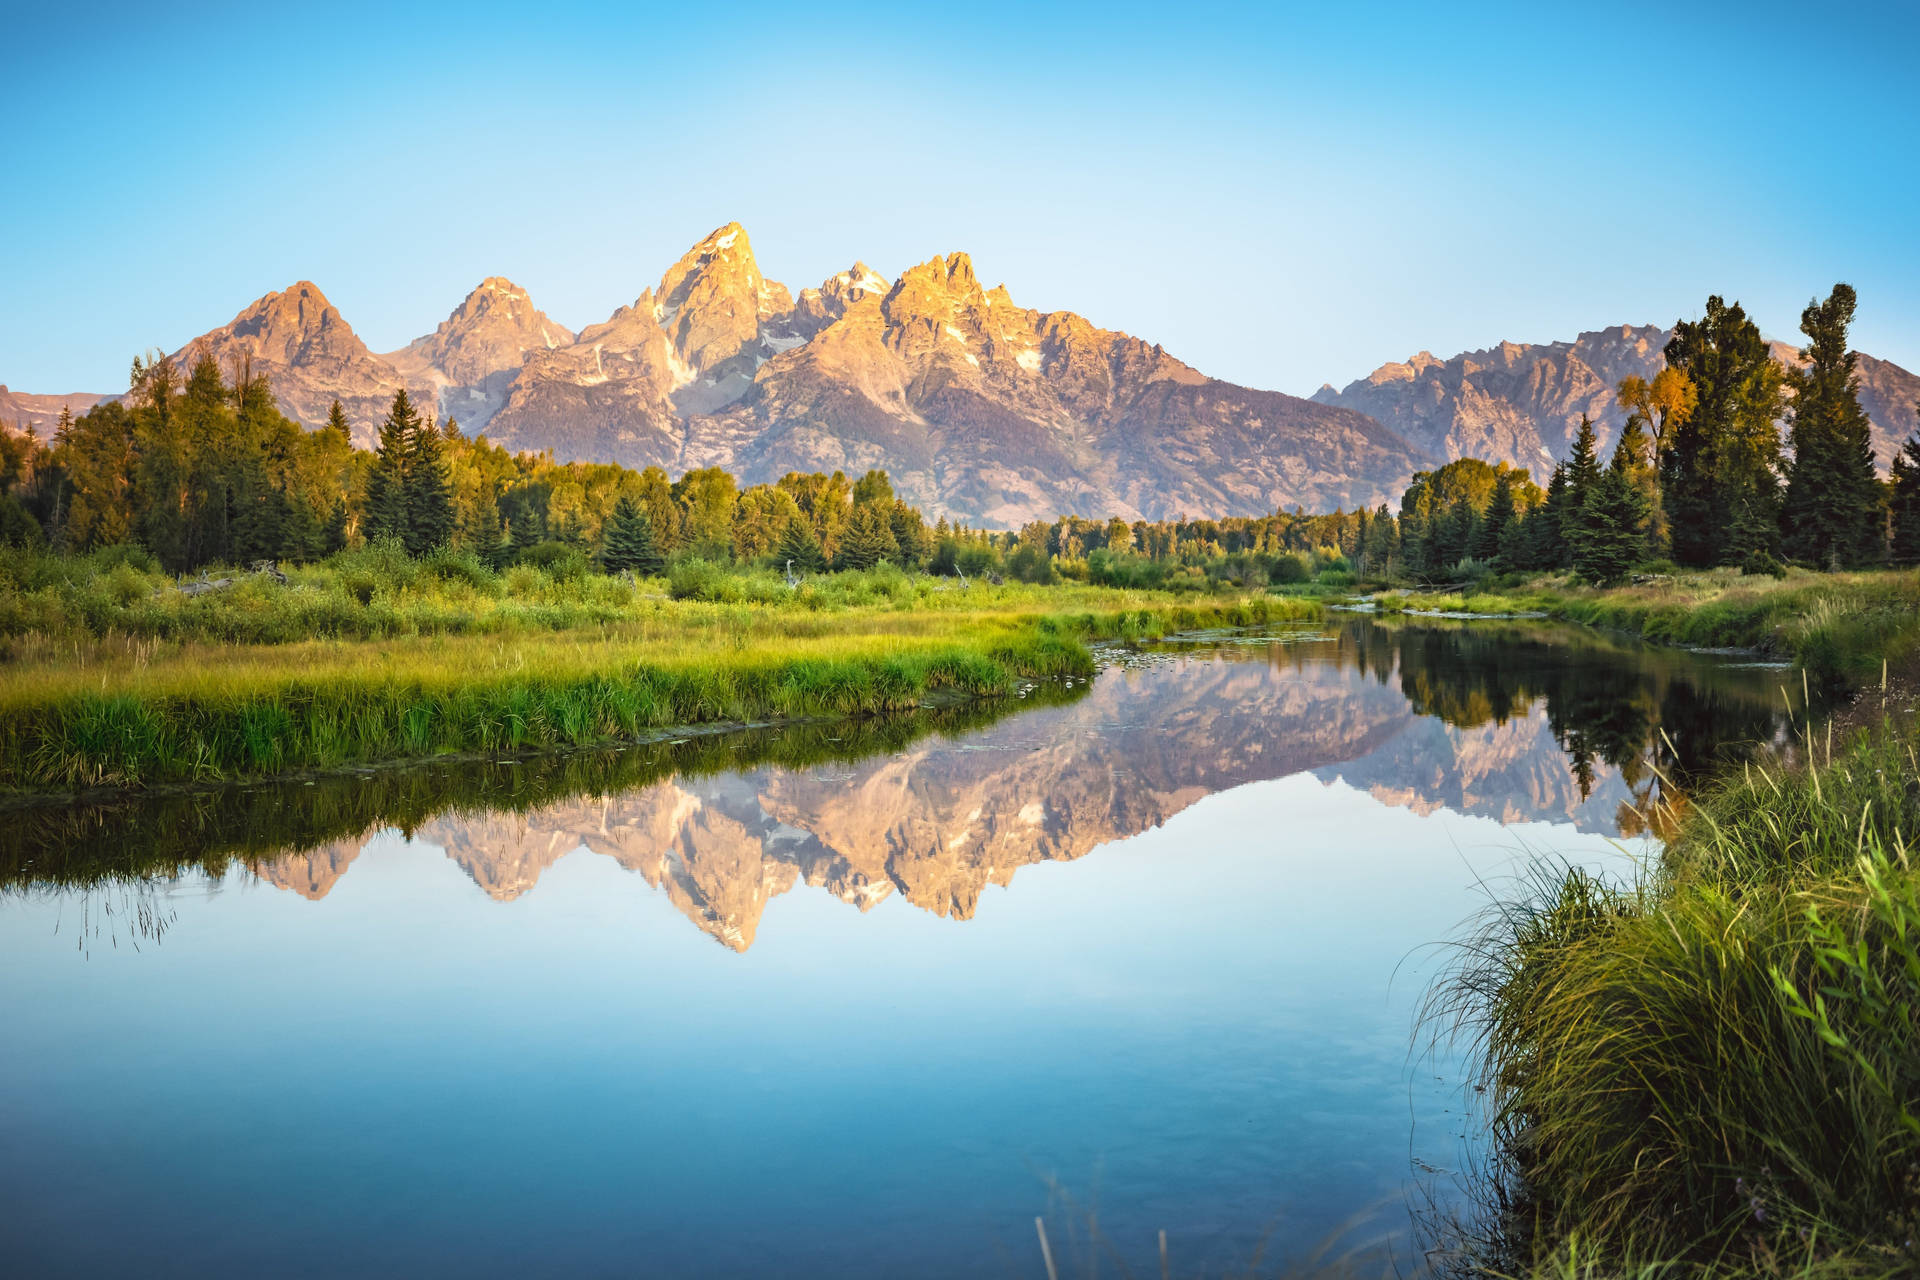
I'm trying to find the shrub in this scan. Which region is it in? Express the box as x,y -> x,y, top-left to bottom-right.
1271,552 -> 1312,584
517,541 -> 588,582
421,544 -> 500,593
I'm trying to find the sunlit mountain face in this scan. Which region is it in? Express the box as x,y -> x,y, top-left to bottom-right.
5,618 -> 1793,953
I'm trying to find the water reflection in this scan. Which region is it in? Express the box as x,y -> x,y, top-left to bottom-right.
3,618 -> 1797,952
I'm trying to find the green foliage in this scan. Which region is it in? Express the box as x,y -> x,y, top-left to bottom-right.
598,496 -> 663,575
515,540 -> 588,581
1438,727 -> 1920,1274
1893,422 -> 1920,564
363,389 -> 415,547
1662,296 -> 1785,568
0,584 -> 1304,789
1781,285 -> 1885,568
774,515 -> 825,573
833,501 -> 899,570
403,412 -> 455,556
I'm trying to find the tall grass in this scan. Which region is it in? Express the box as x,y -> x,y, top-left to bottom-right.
1432,724 -> 1920,1277
0,572 -> 1311,790
0,688 -> 1086,891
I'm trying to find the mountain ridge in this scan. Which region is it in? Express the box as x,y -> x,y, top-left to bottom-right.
1314,324 -> 1920,478
9,231 -> 1917,516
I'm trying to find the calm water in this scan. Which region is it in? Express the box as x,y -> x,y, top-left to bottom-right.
0,619 -> 1797,1278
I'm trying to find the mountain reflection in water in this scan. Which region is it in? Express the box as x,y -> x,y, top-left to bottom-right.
5,618 -> 1793,953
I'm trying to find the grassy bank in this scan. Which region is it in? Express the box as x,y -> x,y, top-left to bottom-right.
1437,700 -> 1920,1277
1378,567 -> 1920,694
0,549 -> 1310,792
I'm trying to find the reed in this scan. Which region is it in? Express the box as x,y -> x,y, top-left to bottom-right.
1432,724 -> 1920,1277
0,566 -> 1312,791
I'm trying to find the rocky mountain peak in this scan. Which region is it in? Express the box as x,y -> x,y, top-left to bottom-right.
885,253 -> 986,322
165,281 -> 428,446
388,276 -> 575,391
202,281 -> 361,366
789,263 -> 893,340
651,223 -> 793,396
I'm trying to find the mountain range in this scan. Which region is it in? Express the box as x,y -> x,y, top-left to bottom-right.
6,225 -> 1916,523
1313,325 -> 1920,473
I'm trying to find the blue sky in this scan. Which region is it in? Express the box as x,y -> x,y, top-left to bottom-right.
6,0 -> 1917,396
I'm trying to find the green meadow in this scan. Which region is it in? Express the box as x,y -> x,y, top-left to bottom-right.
0,544 -> 1309,793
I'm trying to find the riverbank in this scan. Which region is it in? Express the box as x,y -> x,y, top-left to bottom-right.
0,552 -> 1307,793
1375,567 -> 1920,694
1435,612 -> 1920,1276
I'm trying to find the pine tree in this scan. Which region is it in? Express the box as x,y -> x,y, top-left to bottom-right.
1574,445 -> 1650,585
775,515 -> 825,573
833,501 -> 898,570
472,492 -> 508,570
325,398 -> 352,443
1892,419 -> 1920,565
1472,472 -> 1516,563
1558,417 -> 1605,570
1531,464 -> 1572,569
322,499 -> 350,555
404,415 -> 455,556
888,498 -> 932,567
1609,415 -> 1662,557
1432,493 -> 1475,570
1498,505 -> 1534,571
599,496 -> 663,574
1662,296 -> 1784,566
508,499 -> 545,560
1781,284 -> 1883,567
363,389 -> 415,546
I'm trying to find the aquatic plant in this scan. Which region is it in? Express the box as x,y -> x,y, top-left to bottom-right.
1431,721 -> 1920,1276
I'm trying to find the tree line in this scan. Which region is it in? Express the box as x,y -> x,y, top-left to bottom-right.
1397,284 -> 1920,584
4,287 -> 1916,587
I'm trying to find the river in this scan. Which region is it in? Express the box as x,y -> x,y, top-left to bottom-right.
0,617 -> 1800,1278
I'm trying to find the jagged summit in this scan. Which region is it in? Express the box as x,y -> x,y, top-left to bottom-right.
386,276 -> 575,396
1314,323 -> 1919,474
164,281 -> 430,445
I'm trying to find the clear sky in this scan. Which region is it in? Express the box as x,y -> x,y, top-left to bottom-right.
6,0 -> 1917,397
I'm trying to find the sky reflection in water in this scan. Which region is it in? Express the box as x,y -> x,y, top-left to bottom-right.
0,620 -> 1797,1278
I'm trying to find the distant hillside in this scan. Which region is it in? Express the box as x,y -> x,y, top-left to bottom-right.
1314,325 -> 1919,479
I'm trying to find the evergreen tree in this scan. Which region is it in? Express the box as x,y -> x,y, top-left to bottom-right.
1531,464 -> 1572,569
1892,418 -> 1920,565
1398,487 -> 1435,579
1662,296 -> 1784,566
508,499 -> 546,559
322,499 -> 350,555
1574,462 -> 1651,586
1780,284 -> 1883,566
404,414 -> 455,556
1566,416 -> 1603,507
363,389 -> 415,546
833,501 -> 898,570
888,498 -> 932,567
325,398 -> 352,443
1471,472 -> 1516,563
472,492 -> 508,569
1498,505 -> 1534,571
774,514 -> 825,573
1432,493 -> 1475,569
1609,414 -> 1662,557
599,496 -> 663,574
